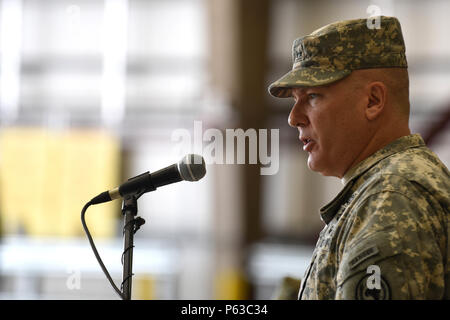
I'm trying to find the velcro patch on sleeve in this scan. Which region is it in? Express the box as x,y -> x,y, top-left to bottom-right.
349,245 -> 379,269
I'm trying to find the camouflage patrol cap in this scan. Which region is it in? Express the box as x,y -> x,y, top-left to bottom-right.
268,16 -> 408,98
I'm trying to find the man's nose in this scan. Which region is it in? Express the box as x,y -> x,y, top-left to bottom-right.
288,102 -> 308,128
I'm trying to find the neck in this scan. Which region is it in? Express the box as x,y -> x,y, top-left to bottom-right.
341,122 -> 411,178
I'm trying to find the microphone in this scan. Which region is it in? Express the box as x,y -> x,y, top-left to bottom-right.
90,154 -> 206,204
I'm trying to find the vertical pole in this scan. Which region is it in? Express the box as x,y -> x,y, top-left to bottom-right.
207,0 -> 270,299
234,0 -> 270,298
121,195 -> 137,300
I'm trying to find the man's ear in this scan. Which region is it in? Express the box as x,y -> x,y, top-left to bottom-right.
365,81 -> 387,121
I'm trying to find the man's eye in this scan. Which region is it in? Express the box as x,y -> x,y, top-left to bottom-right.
308,93 -> 319,99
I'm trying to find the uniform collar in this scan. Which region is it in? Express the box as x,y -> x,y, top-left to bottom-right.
319,134 -> 425,224
320,180 -> 355,224
341,134 -> 425,185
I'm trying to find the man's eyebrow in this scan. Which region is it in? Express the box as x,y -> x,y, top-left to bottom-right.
292,88 -> 307,97
292,87 -> 319,98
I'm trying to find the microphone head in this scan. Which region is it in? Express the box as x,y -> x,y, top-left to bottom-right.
178,154 -> 206,181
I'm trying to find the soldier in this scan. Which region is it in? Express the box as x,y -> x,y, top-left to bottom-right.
268,16 -> 449,299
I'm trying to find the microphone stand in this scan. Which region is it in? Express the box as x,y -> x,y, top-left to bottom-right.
121,193 -> 145,300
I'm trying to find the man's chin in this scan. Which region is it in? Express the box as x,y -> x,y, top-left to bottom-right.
307,156 -> 332,176
307,156 -> 320,173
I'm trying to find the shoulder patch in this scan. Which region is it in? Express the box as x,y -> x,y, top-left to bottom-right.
356,274 -> 391,300
349,245 -> 379,269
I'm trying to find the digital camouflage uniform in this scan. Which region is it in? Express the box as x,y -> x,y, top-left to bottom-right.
268,16 -> 450,299
298,134 -> 449,299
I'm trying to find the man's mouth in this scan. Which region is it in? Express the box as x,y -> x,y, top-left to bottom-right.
300,136 -> 311,144
300,137 -> 315,152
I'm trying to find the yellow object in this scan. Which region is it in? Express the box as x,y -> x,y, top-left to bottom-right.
0,127 -> 120,238
215,268 -> 249,300
133,274 -> 155,300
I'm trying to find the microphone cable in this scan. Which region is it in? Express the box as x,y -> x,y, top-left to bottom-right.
81,201 -> 125,300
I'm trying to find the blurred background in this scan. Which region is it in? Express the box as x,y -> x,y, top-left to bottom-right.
0,0 -> 448,300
